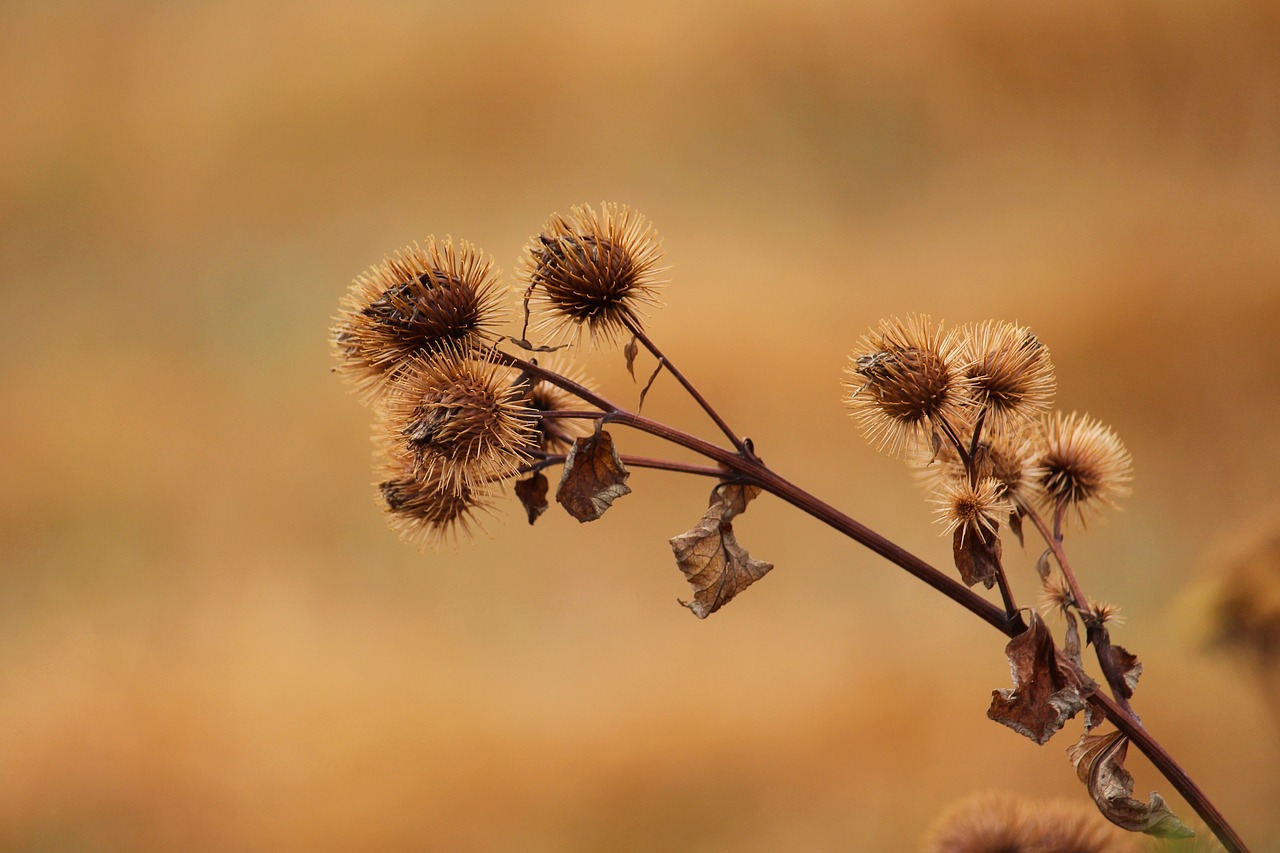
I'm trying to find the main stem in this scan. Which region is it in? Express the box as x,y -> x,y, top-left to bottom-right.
502,350 -> 1249,852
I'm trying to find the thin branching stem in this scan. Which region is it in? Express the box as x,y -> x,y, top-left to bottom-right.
502,347 -> 1247,852
621,315 -> 751,456
528,452 -> 727,480
1019,501 -> 1141,721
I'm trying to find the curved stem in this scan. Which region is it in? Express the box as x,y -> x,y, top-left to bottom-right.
1090,692 -> 1249,853
528,452 -> 727,480
499,350 -> 1248,851
1021,502 -> 1141,720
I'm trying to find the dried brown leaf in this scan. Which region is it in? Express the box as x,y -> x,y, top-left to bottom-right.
638,357 -> 664,412
953,526 -> 1001,589
1035,547 -> 1053,583
715,481 -> 761,519
1111,644 -> 1142,698
1067,730 -> 1194,839
514,472 -> 549,525
1008,509 -> 1024,548
1063,608 -> 1085,669
988,611 -> 1098,744
624,335 -> 640,379
555,429 -> 631,522
671,487 -> 773,619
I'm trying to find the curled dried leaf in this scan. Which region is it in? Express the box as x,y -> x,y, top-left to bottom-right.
555,429 -> 631,522
624,335 -> 640,379
1110,644 -> 1142,698
1008,509 -> 1024,547
953,525 -> 1002,589
671,485 -> 773,619
1067,730 -> 1194,839
514,472 -> 549,525
988,611 -> 1098,744
1035,547 -> 1054,583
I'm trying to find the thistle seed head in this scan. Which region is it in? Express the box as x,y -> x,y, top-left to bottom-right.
1035,411 -> 1133,527
932,476 -> 1011,545
523,357 -> 598,453
332,237 -> 506,400
959,320 -> 1056,430
377,456 -> 493,548
844,314 -> 970,457
379,347 -> 538,494
519,202 -> 666,346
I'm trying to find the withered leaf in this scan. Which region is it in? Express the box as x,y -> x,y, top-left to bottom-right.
1111,644 -> 1142,698
988,611 -> 1098,745
1067,730 -> 1194,839
624,335 -> 640,379
555,429 -> 631,522
1008,509 -> 1024,548
953,526 -> 1001,589
514,472 -> 549,525
638,357 -> 664,412
715,481 -> 761,519
670,486 -> 772,619
1035,547 -> 1053,583
1063,608 -> 1085,669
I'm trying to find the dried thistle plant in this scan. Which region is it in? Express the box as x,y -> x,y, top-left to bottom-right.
331,203 -> 1253,853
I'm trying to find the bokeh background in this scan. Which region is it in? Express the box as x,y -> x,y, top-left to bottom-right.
3,1 -> 1279,850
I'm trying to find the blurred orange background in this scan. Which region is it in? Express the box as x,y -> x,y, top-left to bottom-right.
3,1 -> 1279,850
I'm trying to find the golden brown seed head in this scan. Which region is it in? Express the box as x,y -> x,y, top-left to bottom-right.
914,422 -> 1045,510
933,476 -> 1011,544
377,452 -> 492,547
844,314 -> 970,457
523,357 -> 598,453
332,237 -> 506,401
519,202 -> 666,346
959,321 -> 1056,430
1035,411 -> 1133,527
379,348 -> 537,494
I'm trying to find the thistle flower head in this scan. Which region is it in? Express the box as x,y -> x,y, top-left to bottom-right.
379,347 -> 537,494
1035,411 -> 1133,527
523,357 -> 598,453
844,314 -> 970,456
914,422 -> 1045,511
932,476 -> 1011,545
377,453 -> 493,547
959,320 -> 1056,430
519,202 -> 666,346
980,425 -> 1047,509
332,237 -> 506,400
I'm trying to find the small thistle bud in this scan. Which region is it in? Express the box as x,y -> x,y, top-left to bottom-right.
1035,411 -> 1133,527
844,314 -> 970,456
1092,600 -> 1124,626
933,476 -> 1011,544
958,321 -> 1056,430
378,456 -> 492,547
380,347 -> 538,494
523,357 -> 598,453
519,202 -> 666,346
332,237 -> 506,400
1040,579 -> 1075,613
